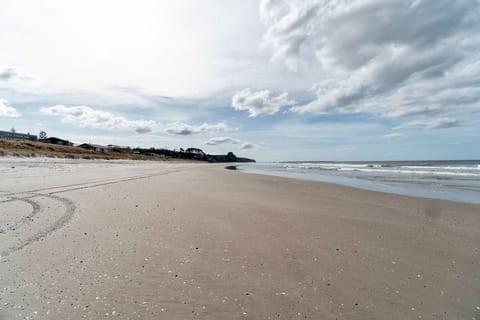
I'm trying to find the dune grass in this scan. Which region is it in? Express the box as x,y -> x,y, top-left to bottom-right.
0,140 -> 171,161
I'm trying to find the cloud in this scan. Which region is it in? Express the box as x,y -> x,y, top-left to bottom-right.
0,67 -> 16,81
134,126 -> 152,134
40,105 -> 154,134
0,99 -> 20,117
260,0 -> 319,70
232,88 -> 295,117
165,122 -> 228,135
205,137 -> 240,145
0,66 -> 33,82
384,133 -> 406,139
261,0 -> 480,123
0,66 -> 46,96
394,118 -> 460,130
205,136 -> 261,150
240,143 -> 255,150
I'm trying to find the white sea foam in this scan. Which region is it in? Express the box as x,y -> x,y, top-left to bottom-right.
279,161 -> 480,177
336,168 -> 480,177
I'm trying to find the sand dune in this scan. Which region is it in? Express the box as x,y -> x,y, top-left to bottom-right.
0,158 -> 479,319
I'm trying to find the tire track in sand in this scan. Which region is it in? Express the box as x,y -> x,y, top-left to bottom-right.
0,197 -> 41,234
0,167 -> 187,257
0,193 -> 75,257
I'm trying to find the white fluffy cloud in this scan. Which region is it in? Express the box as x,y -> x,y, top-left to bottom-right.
0,99 -> 20,117
394,118 -> 460,130
232,88 -> 295,117
40,105 -> 154,134
165,122 -> 228,135
261,0 -> 480,125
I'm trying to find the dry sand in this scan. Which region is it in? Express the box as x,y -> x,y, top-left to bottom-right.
0,157 -> 479,319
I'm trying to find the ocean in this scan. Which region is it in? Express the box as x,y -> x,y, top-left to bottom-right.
238,160 -> 480,204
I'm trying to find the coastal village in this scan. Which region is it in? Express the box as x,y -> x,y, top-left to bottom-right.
0,128 -> 255,163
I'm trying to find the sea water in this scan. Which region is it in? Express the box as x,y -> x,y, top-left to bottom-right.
238,160 -> 480,204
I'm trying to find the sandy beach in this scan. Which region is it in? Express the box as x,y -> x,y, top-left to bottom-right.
0,158 -> 479,320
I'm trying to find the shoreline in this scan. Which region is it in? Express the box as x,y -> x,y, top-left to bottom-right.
238,168 -> 479,206
238,163 -> 480,205
0,160 -> 479,319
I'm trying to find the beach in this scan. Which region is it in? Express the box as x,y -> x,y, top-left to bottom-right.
0,158 -> 479,319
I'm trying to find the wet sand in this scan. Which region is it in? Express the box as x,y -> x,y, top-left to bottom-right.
0,158 -> 479,319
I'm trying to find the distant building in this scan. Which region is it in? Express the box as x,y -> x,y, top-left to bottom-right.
0,130 -> 37,141
107,144 -> 131,153
78,143 -> 109,152
39,137 -> 73,146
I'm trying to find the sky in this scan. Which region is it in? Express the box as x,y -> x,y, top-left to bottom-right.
1,0 -> 479,162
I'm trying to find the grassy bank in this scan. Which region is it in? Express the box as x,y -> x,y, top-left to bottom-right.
0,140 -> 172,161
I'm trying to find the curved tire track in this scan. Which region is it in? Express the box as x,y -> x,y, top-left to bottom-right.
0,197 -> 41,234
0,193 -> 77,258
0,166 -> 189,257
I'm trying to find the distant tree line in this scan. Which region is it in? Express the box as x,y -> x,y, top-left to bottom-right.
131,147 -> 255,163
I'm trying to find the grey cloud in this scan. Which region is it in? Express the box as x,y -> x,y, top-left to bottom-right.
0,67 -> 16,81
0,66 -> 32,82
315,1 -> 472,71
394,118 -> 460,130
261,0 -> 480,124
362,61 -> 480,119
232,88 -> 295,117
165,127 -> 193,135
205,137 -> 259,150
165,122 -> 228,135
240,143 -> 255,150
135,126 -> 152,134
206,137 -> 240,145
